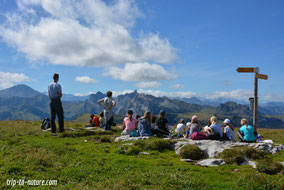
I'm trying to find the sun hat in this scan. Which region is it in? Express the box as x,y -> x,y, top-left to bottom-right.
159,110 -> 166,115
191,115 -> 198,121
224,118 -> 230,124
186,122 -> 191,127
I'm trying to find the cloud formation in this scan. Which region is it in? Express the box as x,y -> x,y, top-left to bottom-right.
104,62 -> 175,82
0,0 -> 176,67
75,76 -> 97,84
170,84 -> 184,89
112,89 -> 196,98
135,81 -> 162,89
209,89 -> 253,100
0,71 -> 29,88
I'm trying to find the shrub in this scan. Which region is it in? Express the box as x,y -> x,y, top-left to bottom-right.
242,147 -> 268,160
179,144 -> 203,160
257,158 -> 283,175
125,147 -> 141,155
219,148 -> 244,165
116,146 -> 126,154
134,139 -> 174,152
100,136 -> 112,143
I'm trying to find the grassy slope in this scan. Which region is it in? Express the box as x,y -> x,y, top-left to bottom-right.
0,121 -> 283,189
265,115 -> 284,122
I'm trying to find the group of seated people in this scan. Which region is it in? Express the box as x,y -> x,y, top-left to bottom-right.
86,112 -> 104,128
121,110 -> 258,143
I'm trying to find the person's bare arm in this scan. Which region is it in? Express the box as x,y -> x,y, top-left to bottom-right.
97,100 -> 106,109
165,123 -> 169,132
135,120 -> 138,129
109,100 -> 116,110
123,120 -> 125,128
207,128 -> 213,134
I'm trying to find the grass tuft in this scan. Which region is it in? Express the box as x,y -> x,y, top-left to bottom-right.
256,158 -> 283,175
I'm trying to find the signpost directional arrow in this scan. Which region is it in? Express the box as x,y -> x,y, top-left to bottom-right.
236,67 -> 268,134
236,67 -> 255,73
255,73 -> 268,80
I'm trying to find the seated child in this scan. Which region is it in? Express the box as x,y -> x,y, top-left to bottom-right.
223,118 -> 235,141
121,110 -> 137,136
175,119 -> 186,137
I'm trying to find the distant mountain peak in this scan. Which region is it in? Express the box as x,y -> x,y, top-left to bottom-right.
0,84 -> 42,98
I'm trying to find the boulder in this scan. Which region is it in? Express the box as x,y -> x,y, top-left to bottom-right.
175,139 -> 284,158
180,159 -> 194,162
196,159 -> 225,167
114,136 -> 150,142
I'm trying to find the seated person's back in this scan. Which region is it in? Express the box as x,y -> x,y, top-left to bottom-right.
240,124 -> 256,141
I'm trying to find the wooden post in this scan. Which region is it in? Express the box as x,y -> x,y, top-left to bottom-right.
253,73 -> 258,133
236,67 -> 268,133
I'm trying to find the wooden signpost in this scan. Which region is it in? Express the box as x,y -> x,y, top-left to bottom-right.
236,67 -> 268,133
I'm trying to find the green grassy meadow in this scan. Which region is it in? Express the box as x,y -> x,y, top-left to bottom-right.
0,121 -> 283,189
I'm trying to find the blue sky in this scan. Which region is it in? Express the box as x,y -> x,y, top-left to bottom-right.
0,0 -> 283,102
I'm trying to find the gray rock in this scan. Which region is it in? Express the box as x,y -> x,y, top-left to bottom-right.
139,152 -> 150,155
175,139 -> 284,158
114,136 -> 150,142
240,160 -> 257,168
280,162 -> 284,167
180,159 -> 194,162
196,159 -> 225,167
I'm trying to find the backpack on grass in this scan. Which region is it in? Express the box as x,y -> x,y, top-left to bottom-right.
92,116 -> 100,127
190,132 -> 207,140
41,118 -> 51,130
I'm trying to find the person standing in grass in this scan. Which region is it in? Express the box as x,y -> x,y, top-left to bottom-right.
121,110 -> 137,136
97,91 -> 116,131
237,118 -> 256,143
223,118 -> 235,141
48,73 -> 64,133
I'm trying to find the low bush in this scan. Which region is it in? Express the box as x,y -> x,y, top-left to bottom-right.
257,158 -> 283,175
219,148 -> 244,165
125,147 -> 141,155
134,139 -> 174,152
242,147 -> 268,160
100,136 -> 112,143
179,144 -> 203,160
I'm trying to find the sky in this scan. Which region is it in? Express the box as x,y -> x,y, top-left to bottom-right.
0,0 -> 284,102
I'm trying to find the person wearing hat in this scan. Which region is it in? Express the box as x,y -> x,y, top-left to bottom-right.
154,110 -> 169,136
184,115 -> 201,138
223,118 -> 235,141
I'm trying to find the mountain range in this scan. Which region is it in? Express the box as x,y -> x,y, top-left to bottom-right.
0,84 -> 284,129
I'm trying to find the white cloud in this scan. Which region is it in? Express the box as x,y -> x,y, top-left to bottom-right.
74,93 -> 85,97
208,89 -> 253,100
135,81 -> 162,89
104,62 -> 175,82
75,76 -> 97,84
223,81 -> 232,86
0,0 -> 176,67
170,84 -> 184,89
0,71 -> 29,88
112,89 -> 196,98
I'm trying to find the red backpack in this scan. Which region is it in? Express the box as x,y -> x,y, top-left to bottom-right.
92,116 -> 100,127
190,132 -> 207,140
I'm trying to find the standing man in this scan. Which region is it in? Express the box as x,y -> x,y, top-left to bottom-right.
97,91 -> 116,131
48,73 -> 64,133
